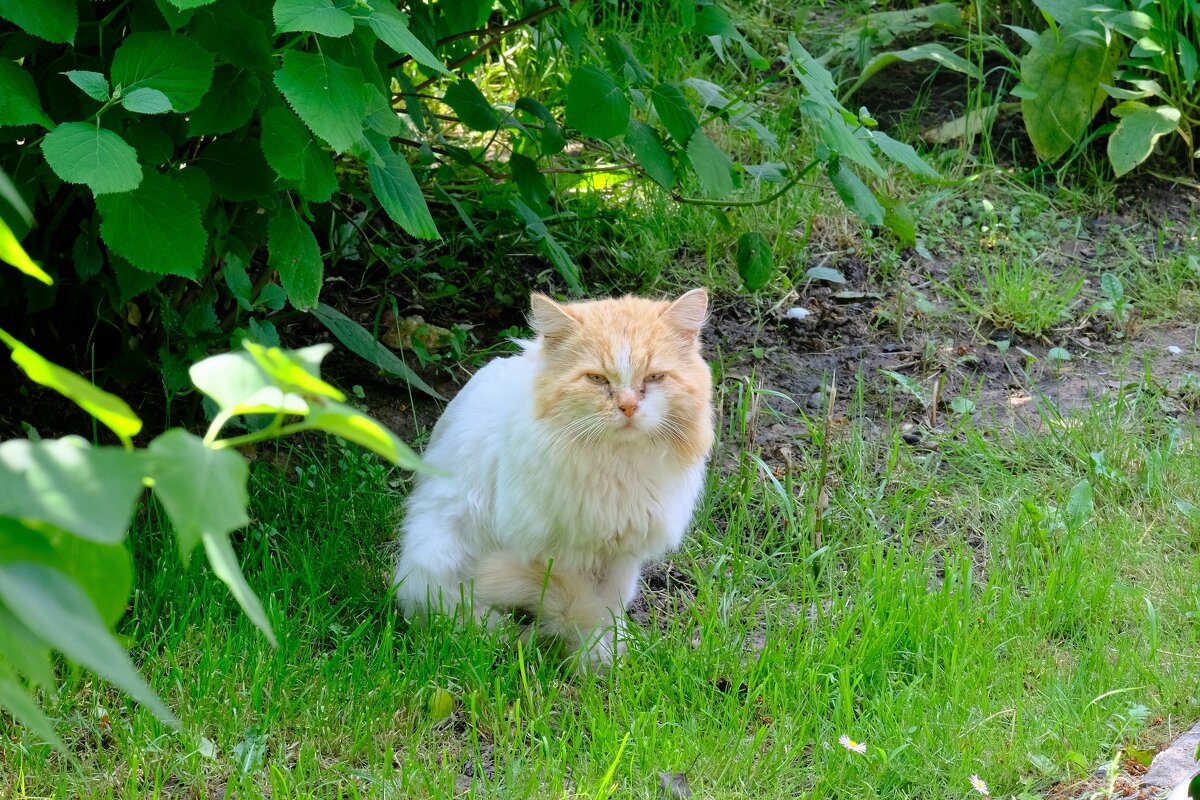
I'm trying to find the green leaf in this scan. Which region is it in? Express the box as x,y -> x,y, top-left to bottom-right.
96,172 -> 207,278
624,121 -> 675,189
686,130 -> 734,199
0,438 -> 144,543
0,605 -> 54,690
879,193 -> 917,245
880,369 -> 929,405
302,401 -> 424,471
62,70 -> 110,101
1020,28 -> 1116,161
0,329 -> 142,444
367,3 -> 452,76
515,97 -> 566,156
243,341 -> 344,401
510,153 -> 551,215
603,35 -> 652,85
735,232 -> 773,291
273,0 -> 352,36
145,429 -> 246,559
202,532 -> 275,646
310,303 -> 444,399
869,130 -> 939,178
565,64 -> 630,139
260,106 -> 337,202
0,219 -> 51,285
511,198 -> 583,295
844,43 -> 981,98
166,0 -> 218,7
40,122 -> 143,196
120,87 -> 173,114
827,159 -> 885,226
110,32 -> 215,113
268,206 -> 323,310
0,518 -> 133,628
950,396 -> 975,414
0,665 -> 68,751
650,82 -> 700,145
0,0 -> 76,43
442,79 -> 499,132
197,136 -> 275,202
274,50 -> 373,153
1065,478 -> 1093,530
368,148 -> 439,240
188,348 -> 314,416
188,67 -> 259,136
0,61 -> 54,128
109,255 -> 161,305
1106,102 -> 1181,177
0,562 -> 179,726
189,4 -> 273,73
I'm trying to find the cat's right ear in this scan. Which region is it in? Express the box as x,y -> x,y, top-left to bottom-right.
529,293 -> 577,341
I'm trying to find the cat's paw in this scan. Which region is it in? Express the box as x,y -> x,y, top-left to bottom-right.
571,626 -> 627,673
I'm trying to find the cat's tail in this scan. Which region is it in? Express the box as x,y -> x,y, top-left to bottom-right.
473,552 -> 613,642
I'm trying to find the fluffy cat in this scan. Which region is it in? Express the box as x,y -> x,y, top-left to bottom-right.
393,289 -> 714,667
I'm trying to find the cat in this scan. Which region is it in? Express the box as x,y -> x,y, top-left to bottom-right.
393,288 -> 714,667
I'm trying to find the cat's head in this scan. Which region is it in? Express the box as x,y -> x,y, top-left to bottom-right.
528,289 -> 714,463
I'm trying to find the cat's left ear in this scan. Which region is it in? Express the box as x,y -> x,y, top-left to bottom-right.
529,293 -> 577,341
664,288 -> 708,336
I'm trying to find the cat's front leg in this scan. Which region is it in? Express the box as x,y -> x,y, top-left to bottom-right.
570,556 -> 642,670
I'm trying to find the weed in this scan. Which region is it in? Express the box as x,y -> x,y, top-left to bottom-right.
960,260 -> 1083,337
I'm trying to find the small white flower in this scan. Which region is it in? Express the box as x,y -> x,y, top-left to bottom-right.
969,774 -> 989,795
838,734 -> 866,754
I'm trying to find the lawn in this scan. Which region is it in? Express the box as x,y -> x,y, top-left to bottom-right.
3,0 -> 1200,798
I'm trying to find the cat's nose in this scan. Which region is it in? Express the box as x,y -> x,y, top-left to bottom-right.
615,390 -> 639,417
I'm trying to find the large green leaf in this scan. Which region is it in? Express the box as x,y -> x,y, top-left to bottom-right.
0,0 -> 76,43
259,106 -> 337,202
1020,28 -> 1116,161
189,4 -> 273,73
310,304 -> 443,399
515,97 -> 566,155
302,401 -> 424,471
268,206 -> 323,310
735,232 -> 773,291
273,0 -> 353,36
201,532 -> 275,646
145,429 -> 246,559
369,148 -> 439,240
188,67 -> 260,136
1107,102 -> 1181,177
869,130 -> 939,178
442,79 -> 499,132
650,82 -> 700,145
197,136 -> 275,202
110,32 -> 215,113
188,348 -> 316,416
96,172 -> 207,277
41,123 -> 143,196
0,329 -> 143,445
0,562 -> 178,726
844,43 -> 981,99
565,64 -> 630,139
274,50 -> 373,153
624,121 -> 675,189
0,518 -> 132,628
0,60 -> 54,128
510,153 -> 551,214
0,605 -> 54,690
366,3 -> 452,76
827,159 -> 885,226
0,438 -> 144,544
686,130 -> 734,198
242,341 -> 344,401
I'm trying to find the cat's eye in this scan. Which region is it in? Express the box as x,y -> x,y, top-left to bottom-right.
645,373 -> 666,383
585,373 -> 609,385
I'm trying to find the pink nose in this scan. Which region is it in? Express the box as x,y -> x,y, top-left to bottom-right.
615,391 -> 639,417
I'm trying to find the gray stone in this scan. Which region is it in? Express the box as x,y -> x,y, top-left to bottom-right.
1144,720 -> 1200,789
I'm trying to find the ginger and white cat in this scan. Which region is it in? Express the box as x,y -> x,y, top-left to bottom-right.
393,289 -> 714,666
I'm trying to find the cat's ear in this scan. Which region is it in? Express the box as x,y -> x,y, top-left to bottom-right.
529,293 -> 577,340
664,288 -> 708,335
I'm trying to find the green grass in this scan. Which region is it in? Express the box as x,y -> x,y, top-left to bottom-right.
5,376 -> 1199,799
956,260 -> 1085,338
